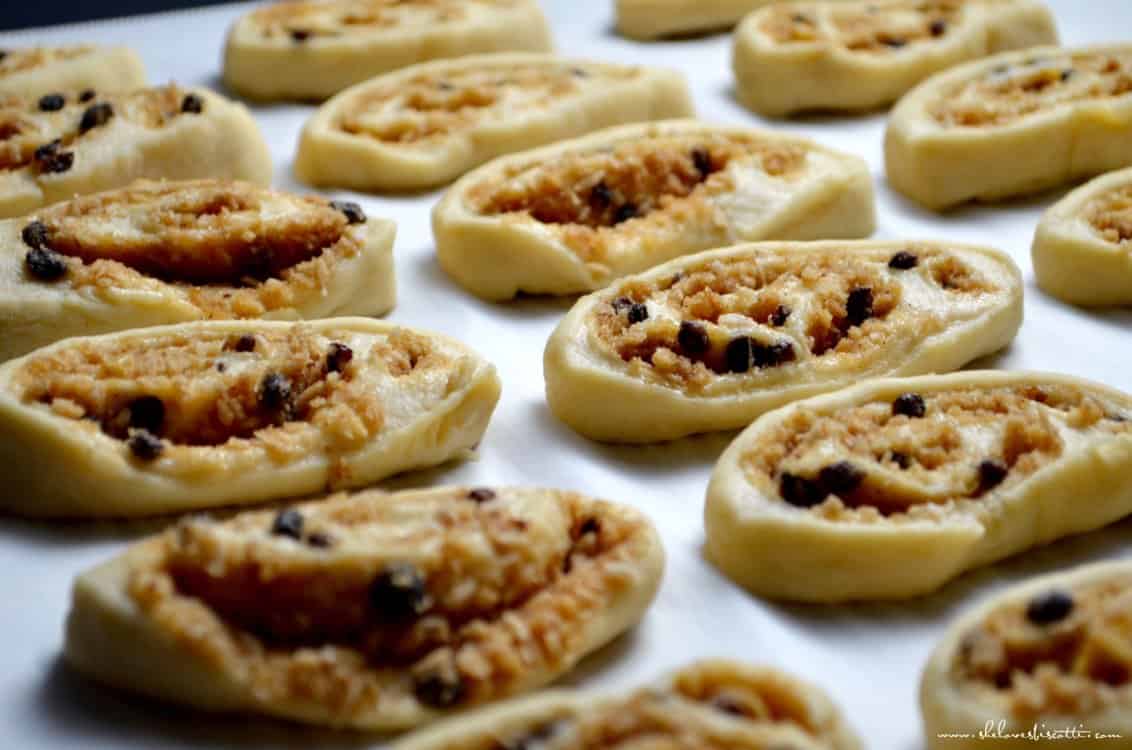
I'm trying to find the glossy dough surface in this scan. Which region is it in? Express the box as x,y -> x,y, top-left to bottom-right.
706,371 -> 1132,602
64,486 -> 664,729
1032,166 -> 1132,306
223,0 -> 553,101
733,0 -> 1057,116
0,318 -> 501,518
295,54 -> 694,191
434,120 -> 876,300
0,85 -> 271,219
545,240 -> 1022,443
0,179 -> 396,361
0,45 -> 146,99
922,560 -> 1132,749
394,660 -> 862,750
886,44 -> 1132,210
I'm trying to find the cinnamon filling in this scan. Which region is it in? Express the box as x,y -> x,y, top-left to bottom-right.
1086,184 -> 1132,245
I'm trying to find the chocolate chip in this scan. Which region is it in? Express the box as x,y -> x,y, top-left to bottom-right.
326,342 -> 353,373
78,102 -> 113,134
846,287 -> 874,327
613,202 -> 638,225
1026,590 -> 1074,626
579,517 -> 601,536
725,336 -> 754,374
25,247 -> 67,281
502,721 -> 561,750
893,392 -> 926,418
780,472 -> 827,508
752,340 -> 795,368
127,430 -> 163,460
770,304 -> 791,326
259,372 -> 292,411
34,140 -> 73,173
370,563 -> 430,620
692,148 -> 712,176
888,251 -> 919,270
127,396 -> 165,434
306,531 -> 334,548
1060,69 -> 1074,82
819,461 -> 863,495
677,321 -> 710,355
413,664 -> 465,708
891,451 -> 911,469
180,93 -> 204,114
977,459 -> 1008,492
929,19 -> 947,37
611,296 -> 633,312
571,67 -> 588,78
330,200 -> 366,224
711,694 -> 748,716
233,334 -> 256,352
627,302 -> 648,325
467,488 -> 496,503
78,89 -> 96,102
883,37 -> 907,48
590,180 -> 612,208
37,93 -> 65,112
22,220 -> 50,250
791,13 -> 810,23
290,28 -> 311,42
271,508 -> 303,539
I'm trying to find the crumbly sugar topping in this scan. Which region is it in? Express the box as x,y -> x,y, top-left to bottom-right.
1085,183 -> 1132,246
248,0 -> 520,40
763,0 -> 962,52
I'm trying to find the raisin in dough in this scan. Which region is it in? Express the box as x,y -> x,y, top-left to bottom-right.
921,560 -> 1132,749
295,54 -> 694,192
545,240 -> 1022,443
223,0 -> 553,102
64,486 -> 664,729
0,84 -> 271,219
886,44 -> 1132,210
0,45 -> 146,100
434,120 -> 876,301
1032,166 -> 1132,306
0,180 -> 396,362
394,660 -> 862,750
733,0 -> 1057,117
0,319 -> 501,518
705,371 -> 1132,602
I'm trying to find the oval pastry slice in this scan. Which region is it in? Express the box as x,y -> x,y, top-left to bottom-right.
705,371 -> 1132,602
64,486 -> 664,729
1032,166 -> 1132,306
394,660 -> 862,749
0,45 -> 146,99
434,121 -> 876,300
0,179 -> 396,361
886,44 -> 1132,210
733,0 -> 1057,117
0,84 -> 271,219
921,560 -> 1132,749
295,54 -> 694,192
223,0 -> 553,102
545,240 -> 1022,443
0,319 -> 501,518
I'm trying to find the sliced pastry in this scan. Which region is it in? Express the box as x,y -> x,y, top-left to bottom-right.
394,660 -> 862,749
64,486 -> 664,729
0,179 -> 396,362
1032,166 -> 1132,306
295,54 -> 694,192
434,120 -> 876,301
705,371 -> 1132,602
921,560 -> 1132,749
223,0 -> 553,101
545,240 -> 1022,443
733,0 -> 1057,117
886,44 -> 1132,210
0,45 -> 146,99
0,318 -> 501,518
617,0 -> 775,41
0,84 -> 271,219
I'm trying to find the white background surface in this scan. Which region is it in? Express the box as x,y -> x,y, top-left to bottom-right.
2,2 -> 1131,748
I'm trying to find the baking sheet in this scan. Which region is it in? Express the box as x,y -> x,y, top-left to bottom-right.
2,2 -> 1131,747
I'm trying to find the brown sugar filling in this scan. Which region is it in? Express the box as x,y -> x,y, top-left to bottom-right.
338,64 -> 627,144
742,384 -> 1132,519
957,577 -> 1132,719
250,0 -> 510,39
0,45 -> 92,77
933,51 -> 1132,127
763,0 -> 960,50
126,489 -> 651,712
1086,184 -> 1132,245
10,326 -> 443,451
592,248 -> 991,392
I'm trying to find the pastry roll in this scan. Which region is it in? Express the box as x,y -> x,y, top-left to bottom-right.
0,45 -> 146,99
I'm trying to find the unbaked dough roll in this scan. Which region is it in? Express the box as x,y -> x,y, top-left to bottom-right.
616,0 -> 812,41
0,45 -> 146,99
